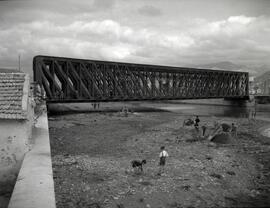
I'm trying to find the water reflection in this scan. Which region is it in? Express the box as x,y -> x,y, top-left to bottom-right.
149,103 -> 270,118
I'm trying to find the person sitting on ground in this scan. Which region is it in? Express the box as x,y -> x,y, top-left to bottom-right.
158,146 -> 169,176
221,123 -> 231,132
183,118 -> 194,127
231,123 -> 237,137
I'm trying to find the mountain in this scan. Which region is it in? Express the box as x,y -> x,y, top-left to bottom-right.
193,61 -> 270,77
196,61 -> 246,71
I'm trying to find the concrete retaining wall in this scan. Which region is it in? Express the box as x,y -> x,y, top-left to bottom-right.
8,109 -> 56,208
0,120 -> 31,183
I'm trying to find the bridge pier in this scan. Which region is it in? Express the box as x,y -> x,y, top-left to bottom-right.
224,97 -> 252,107
255,96 -> 270,104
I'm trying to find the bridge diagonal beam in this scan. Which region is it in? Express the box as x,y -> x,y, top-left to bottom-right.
54,60 -> 79,98
105,64 -> 125,98
67,62 -> 92,99
37,62 -> 53,98
80,63 -> 104,98
33,56 -> 249,102
40,63 -> 62,95
126,68 -> 144,98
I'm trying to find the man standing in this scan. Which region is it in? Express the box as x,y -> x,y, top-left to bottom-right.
202,124 -> 207,137
194,116 -> 200,131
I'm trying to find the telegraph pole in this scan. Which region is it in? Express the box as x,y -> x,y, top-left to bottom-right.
18,54 -> 21,71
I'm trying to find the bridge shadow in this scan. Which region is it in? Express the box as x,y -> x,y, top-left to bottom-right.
47,103 -> 170,116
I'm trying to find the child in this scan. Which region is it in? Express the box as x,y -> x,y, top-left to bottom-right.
158,146 -> 169,175
231,123 -> 237,137
194,116 -> 200,131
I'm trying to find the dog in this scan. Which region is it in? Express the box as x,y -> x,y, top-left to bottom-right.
131,159 -> 146,172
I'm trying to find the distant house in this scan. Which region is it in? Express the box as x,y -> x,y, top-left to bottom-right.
0,68 -> 20,73
0,72 -> 34,184
254,71 -> 270,95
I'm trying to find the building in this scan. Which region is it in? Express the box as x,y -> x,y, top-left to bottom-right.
0,72 -> 34,185
254,71 -> 270,95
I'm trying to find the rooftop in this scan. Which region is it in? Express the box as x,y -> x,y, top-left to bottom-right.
0,73 -> 29,120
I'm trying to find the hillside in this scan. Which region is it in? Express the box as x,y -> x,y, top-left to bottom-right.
194,62 -> 270,77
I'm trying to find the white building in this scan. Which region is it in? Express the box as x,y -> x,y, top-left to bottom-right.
0,72 -> 34,186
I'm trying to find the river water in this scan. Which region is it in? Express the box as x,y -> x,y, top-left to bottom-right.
49,100 -> 270,120
137,101 -> 270,119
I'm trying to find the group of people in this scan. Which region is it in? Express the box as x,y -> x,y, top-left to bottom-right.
92,103 -> 100,109
137,116 -> 239,176
193,115 -> 238,137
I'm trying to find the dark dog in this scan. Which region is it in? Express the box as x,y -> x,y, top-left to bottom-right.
131,159 -> 146,172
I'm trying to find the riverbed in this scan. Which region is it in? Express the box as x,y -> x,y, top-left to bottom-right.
49,102 -> 270,208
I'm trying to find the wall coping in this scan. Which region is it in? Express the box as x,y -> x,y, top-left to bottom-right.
8,106 -> 56,208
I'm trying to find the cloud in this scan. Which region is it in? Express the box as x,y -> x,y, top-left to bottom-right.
228,15 -> 255,24
92,0 -> 115,10
138,5 -> 162,17
177,15 -> 270,64
190,15 -> 257,38
0,12 -> 269,75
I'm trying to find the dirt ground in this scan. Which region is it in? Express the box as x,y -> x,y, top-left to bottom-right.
49,110 -> 270,208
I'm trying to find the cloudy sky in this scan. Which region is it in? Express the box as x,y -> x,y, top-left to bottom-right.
0,0 -> 270,75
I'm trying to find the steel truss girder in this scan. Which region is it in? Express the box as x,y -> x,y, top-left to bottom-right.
33,56 -> 249,103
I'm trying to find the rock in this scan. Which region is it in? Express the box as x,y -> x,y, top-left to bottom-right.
117,203 -> 125,208
211,133 -> 232,144
165,138 -> 173,142
181,185 -> 191,191
226,171 -> 236,176
210,173 -> 223,179
249,189 -> 260,197
206,156 -> 212,160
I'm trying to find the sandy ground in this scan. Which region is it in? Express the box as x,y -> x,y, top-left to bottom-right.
49,110 -> 270,208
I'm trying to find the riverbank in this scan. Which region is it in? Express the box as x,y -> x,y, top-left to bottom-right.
49,110 -> 270,208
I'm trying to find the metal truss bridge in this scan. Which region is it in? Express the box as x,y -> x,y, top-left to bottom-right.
33,56 -> 249,103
